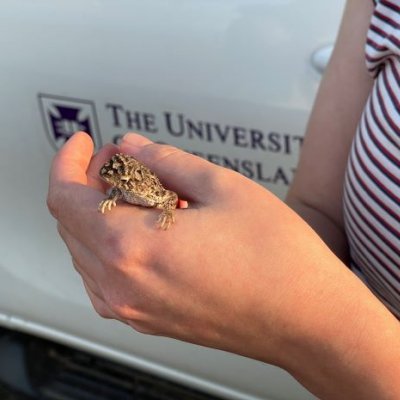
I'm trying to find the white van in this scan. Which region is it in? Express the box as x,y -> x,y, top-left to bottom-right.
0,1 -> 345,399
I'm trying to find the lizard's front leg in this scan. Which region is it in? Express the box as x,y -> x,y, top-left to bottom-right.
98,187 -> 123,214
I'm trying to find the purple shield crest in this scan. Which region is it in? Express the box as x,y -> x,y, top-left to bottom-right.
39,94 -> 101,150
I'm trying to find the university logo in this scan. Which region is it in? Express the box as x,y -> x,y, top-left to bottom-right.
38,93 -> 101,150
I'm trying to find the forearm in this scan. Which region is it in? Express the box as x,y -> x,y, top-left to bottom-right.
270,253 -> 400,400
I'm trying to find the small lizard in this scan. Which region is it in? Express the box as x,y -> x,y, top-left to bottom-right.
98,153 -> 178,230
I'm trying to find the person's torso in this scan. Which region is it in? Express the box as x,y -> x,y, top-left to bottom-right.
343,0 -> 400,318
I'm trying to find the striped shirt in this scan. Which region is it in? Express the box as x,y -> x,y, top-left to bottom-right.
343,0 -> 400,318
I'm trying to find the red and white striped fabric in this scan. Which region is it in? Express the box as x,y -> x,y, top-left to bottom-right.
343,0 -> 400,318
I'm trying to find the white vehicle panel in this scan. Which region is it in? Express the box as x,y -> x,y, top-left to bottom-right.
0,1 -> 345,399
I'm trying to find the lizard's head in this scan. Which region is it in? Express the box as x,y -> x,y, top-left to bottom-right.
99,153 -> 134,188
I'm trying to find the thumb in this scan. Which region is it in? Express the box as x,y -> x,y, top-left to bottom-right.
48,131 -> 99,220
50,131 -> 94,187
120,133 -> 221,203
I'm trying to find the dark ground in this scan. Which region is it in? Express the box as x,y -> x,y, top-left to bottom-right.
0,383 -> 31,399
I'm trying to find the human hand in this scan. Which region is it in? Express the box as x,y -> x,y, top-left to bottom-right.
47,131 -> 353,367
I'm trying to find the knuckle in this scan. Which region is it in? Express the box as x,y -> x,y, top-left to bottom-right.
109,302 -> 133,320
127,320 -> 157,335
46,189 -> 60,218
99,230 -> 128,268
90,298 -> 111,319
201,166 -> 233,196
95,305 -> 111,319
222,168 -> 245,192
103,292 -> 153,330
99,229 -> 150,272
106,295 -> 144,322
47,183 -> 70,219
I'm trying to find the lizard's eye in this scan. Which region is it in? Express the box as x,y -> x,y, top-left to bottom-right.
120,175 -> 130,182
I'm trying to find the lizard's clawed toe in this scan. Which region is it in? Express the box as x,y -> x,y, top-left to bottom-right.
157,210 -> 175,230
